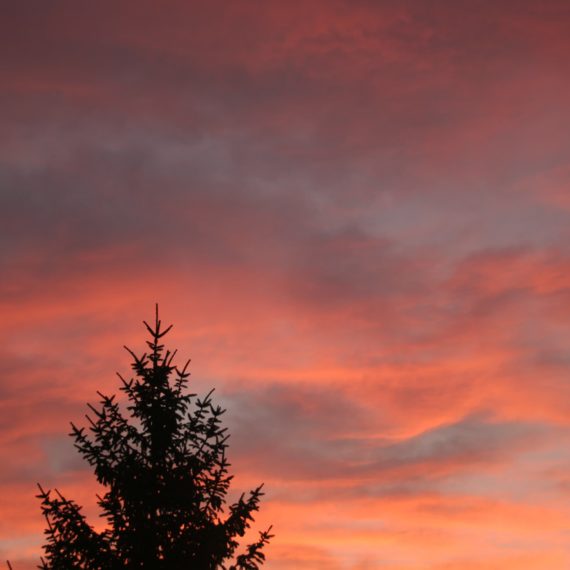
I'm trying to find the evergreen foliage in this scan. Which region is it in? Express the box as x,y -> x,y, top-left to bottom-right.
37,308 -> 272,569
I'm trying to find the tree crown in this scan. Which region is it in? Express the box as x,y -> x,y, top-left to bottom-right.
37,308 -> 272,569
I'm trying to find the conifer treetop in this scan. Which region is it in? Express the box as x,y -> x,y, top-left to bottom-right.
37,307 -> 273,569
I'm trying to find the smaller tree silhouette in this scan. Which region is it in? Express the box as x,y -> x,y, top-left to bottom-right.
37,308 -> 272,569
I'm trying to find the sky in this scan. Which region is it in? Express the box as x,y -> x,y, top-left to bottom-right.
2,1 -> 570,568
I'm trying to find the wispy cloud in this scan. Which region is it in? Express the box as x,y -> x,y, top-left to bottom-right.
2,1 -> 570,567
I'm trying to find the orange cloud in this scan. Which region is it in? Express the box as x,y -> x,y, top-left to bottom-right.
3,1 -> 570,568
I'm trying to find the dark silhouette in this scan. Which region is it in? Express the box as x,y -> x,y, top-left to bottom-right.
36,308 -> 272,569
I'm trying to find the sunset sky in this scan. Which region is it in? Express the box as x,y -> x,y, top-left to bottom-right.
3,1 -> 570,568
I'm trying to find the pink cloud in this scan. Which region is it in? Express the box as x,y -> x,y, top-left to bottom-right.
3,1 -> 570,568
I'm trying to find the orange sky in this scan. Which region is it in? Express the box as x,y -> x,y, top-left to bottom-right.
2,1 -> 570,568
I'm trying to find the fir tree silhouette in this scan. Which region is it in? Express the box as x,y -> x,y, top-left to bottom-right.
36,307 -> 272,569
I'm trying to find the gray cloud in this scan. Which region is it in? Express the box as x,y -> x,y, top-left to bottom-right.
223,382 -> 553,488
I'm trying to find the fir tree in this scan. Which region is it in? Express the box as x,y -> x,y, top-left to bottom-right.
36,308 -> 272,569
